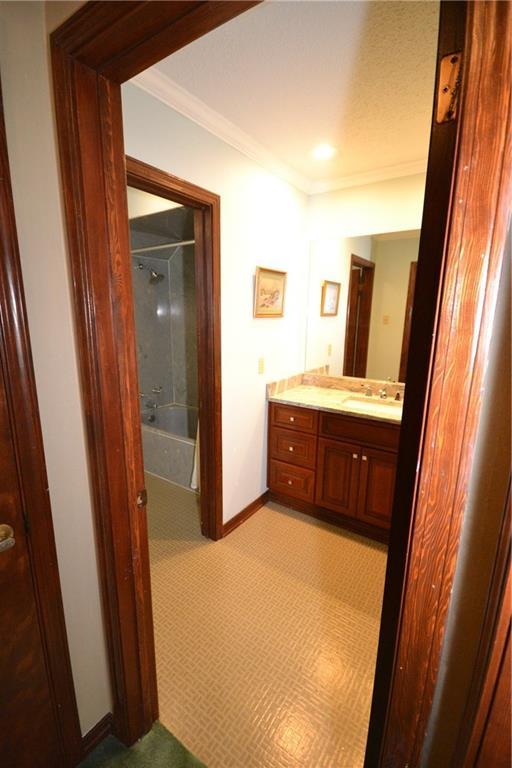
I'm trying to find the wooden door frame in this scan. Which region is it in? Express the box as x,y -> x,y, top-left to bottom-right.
343,253 -> 375,377
126,156 -> 222,541
398,261 -> 417,382
0,78 -> 82,765
49,1 -> 511,764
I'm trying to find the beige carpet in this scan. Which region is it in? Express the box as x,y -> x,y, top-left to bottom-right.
146,473 -> 387,768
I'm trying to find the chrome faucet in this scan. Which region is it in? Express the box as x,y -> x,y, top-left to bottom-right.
378,386 -> 388,399
364,385 -> 373,397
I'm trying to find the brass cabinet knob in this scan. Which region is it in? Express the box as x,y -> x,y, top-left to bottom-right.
0,524 -> 15,553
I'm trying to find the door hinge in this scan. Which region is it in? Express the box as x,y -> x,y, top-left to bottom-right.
436,51 -> 462,124
136,489 -> 147,508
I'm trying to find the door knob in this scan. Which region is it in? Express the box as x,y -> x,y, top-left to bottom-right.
0,524 -> 15,553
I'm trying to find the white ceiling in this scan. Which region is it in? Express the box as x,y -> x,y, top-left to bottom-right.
134,1 -> 439,194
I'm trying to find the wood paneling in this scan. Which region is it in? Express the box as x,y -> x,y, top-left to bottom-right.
270,426 -> 317,469
270,402 -> 319,434
0,77 -> 81,765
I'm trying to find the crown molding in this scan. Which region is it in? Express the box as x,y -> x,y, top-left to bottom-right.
131,68 -> 311,194
308,160 -> 427,195
131,68 -> 427,197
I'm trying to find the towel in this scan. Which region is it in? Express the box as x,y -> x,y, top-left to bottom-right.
190,420 -> 200,491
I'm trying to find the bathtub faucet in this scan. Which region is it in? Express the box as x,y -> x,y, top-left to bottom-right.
139,393 -> 158,410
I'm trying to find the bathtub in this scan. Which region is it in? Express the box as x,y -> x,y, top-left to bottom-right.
141,404 -> 198,488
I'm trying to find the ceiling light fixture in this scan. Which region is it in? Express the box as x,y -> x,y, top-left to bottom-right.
312,143 -> 337,161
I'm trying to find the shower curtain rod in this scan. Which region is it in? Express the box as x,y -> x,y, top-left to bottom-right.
131,239 -> 195,255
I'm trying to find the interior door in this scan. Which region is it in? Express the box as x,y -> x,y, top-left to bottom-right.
0,359 -> 63,766
343,255 -> 375,377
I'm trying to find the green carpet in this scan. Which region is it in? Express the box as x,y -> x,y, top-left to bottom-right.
79,722 -> 206,768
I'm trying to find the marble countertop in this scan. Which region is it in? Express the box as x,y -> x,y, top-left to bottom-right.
268,385 -> 402,424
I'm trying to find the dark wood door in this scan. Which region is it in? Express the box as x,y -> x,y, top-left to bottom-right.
357,447 -> 397,529
343,255 -> 375,377
0,357 -> 63,766
399,261 -> 418,382
316,437 -> 360,516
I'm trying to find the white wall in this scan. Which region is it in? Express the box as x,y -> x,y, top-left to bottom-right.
305,236 -> 372,375
366,236 -> 420,380
0,0 -> 111,734
308,173 -> 426,239
121,84 -> 309,522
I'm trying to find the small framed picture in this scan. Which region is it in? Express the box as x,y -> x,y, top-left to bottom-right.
320,280 -> 341,316
254,267 -> 287,318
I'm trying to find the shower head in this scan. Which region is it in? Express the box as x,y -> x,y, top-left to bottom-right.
134,262 -> 165,284
149,269 -> 164,284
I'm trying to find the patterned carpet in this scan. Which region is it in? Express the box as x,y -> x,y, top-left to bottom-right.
146,473 -> 387,768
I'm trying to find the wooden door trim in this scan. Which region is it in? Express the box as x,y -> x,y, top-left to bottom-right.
49,0 -> 511,760
398,261 -> 417,382
367,2 -> 511,765
51,1 -> 259,744
0,78 -> 81,765
126,156 -> 223,541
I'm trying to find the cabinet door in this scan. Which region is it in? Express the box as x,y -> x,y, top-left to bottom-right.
357,448 -> 397,529
316,437 -> 360,516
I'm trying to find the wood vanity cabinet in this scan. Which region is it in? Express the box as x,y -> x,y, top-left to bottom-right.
268,402 -> 400,541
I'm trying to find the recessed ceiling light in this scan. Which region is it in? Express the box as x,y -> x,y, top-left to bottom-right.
312,143 -> 337,161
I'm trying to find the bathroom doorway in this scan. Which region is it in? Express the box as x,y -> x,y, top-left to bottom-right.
127,157 -> 223,541
343,255 -> 375,378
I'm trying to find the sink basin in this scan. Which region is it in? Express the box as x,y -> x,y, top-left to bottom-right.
341,395 -> 402,417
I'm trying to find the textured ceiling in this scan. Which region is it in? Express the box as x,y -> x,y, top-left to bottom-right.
150,1 -> 439,186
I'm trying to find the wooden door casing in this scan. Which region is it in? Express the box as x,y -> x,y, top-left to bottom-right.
315,437 -> 360,516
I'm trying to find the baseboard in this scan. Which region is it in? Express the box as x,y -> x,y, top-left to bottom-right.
222,490 -> 269,536
81,712 -> 113,759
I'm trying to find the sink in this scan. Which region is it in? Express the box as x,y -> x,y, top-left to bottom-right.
341,395 -> 402,417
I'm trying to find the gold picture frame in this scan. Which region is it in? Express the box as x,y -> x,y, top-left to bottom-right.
254,267 -> 287,318
320,280 -> 341,316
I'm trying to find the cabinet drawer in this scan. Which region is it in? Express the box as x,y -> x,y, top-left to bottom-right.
270,427 -> 317,469
320,412 -> 400,451
268,459 -> 315,502
270,403 -> 318,435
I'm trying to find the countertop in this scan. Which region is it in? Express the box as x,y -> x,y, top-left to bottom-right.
268,385 -> 402,424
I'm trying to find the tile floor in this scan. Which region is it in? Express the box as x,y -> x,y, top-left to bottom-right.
146,473 -> 387,768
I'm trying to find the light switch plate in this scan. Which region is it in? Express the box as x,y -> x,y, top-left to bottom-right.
258,357 -> 265,374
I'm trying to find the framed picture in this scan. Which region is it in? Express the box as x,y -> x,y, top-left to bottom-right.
254,267 -> 287,318
321,280 -> 341,316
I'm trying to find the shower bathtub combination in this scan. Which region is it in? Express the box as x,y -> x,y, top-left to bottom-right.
141,404 -> 198,489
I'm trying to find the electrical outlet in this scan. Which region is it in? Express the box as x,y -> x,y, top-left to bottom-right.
258,357 -> 265,374
327,344 -> 332,356
383,315 -> 390,325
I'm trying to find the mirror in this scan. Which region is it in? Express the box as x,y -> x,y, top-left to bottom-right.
305,229 -> 420,382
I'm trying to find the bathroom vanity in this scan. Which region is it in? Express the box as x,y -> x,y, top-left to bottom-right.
267,376 -> 403,543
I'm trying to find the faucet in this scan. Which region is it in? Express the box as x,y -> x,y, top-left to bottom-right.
364,385 -> 373,397
139,393 -> 158,410
378,386 -> 388,399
